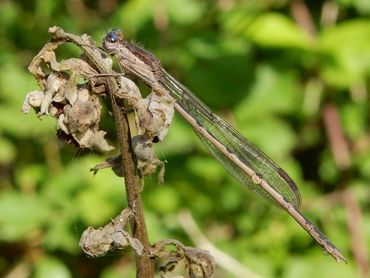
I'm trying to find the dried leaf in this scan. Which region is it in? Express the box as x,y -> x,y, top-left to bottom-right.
79,209 -> 143,257
152,240 -> 215,278
23,36 -> 114,151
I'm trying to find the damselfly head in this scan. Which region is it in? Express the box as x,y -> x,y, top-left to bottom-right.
103,28 -> 123,51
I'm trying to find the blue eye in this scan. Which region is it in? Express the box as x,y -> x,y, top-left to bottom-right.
106,31 -> 117,43
103,28 -> 123,50
110,34 -> 117,43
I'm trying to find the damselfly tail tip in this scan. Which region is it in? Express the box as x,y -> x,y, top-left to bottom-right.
324,247 -> 347,263
336,253 -> 348,264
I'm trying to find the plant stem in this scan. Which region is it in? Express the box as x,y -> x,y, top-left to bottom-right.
110,96 -> 154,277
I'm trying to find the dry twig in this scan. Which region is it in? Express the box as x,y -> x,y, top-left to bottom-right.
23,26 -> 215,278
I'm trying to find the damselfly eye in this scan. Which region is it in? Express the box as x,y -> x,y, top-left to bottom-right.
103,31 -> 120,50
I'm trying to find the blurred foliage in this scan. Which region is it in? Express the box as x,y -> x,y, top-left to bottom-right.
0,0 -> 369,277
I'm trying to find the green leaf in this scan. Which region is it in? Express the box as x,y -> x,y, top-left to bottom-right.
246,13 -> 311,48
0,192 -> 51,241
148,186 -> 180,213
285,256 -> 356,277
219,185 -> 243,211
318,151 -> 340,184
40,156 -> 123,226
116,0 -> 204,32
78,159 -> 123,225
164,0 -> 205,25
318,19 -> 370,88
155,114 -> 199,155
0,136 -> 16,163
237,116 -> 297,161
340,102 -> 367,139
116,0 -> 154,33
0,63 -> 37,105
235,64 -> 302,119
356,150 -> 370,180
0,105 -> 55,137
100,264 -> 136,278
186,156 -> 224,182
42,213 -> 80,254
34,256 -> 71,278
0,1 -> 19,28
16,164 -> 47,192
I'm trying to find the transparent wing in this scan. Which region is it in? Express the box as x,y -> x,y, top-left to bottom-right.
160,69 -> 302,208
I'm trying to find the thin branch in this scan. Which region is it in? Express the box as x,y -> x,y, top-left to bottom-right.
323,103 -> 351,169
341,189 -> 369,277
320,1 -> 339,27
323,102 -> 369,275
110,91 -> 154,277
290,0 -> 317,38
177,210 -> 261,278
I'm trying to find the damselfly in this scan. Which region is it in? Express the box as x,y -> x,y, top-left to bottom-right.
102,28 -> 346,262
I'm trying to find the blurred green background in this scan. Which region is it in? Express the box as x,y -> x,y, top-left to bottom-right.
0,0 -> 369,277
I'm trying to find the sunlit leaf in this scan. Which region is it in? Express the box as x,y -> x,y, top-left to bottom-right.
16,164 -> 47,192
0,105 -> 55,137
34,256 -> 72,278
340,102 -> 367,139
237,116 -> 297,160
0,192 -> 51,241
285,256 -> 356,278
356,150 -> 370,180
186,156 -> 224,182
148,186 -> 180,213
246,13 -> 311,48
164,0 -> 205,24
0,136 -> 16,163
235,64 -> 302,119
116,0 -> 155,33
318,19 -> 370,87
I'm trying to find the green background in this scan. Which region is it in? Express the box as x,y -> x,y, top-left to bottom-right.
0,0 -> 369,277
